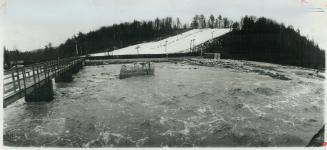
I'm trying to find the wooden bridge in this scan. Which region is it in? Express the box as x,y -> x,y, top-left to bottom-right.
3,57 -> 85,108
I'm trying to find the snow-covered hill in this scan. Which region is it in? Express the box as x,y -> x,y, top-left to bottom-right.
90,28 -> 230,56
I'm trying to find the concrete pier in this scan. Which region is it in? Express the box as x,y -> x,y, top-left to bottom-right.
55,69 -> 73,82
25,81 -> 54,102
72,62 -> 83,74
119,62 -> 154,79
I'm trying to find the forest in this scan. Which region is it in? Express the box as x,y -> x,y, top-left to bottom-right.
204,16 -> 325,69
3,14 -> 325,70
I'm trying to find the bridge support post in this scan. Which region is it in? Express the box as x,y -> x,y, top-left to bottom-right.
55,69 -> 73,82
81,60 -> 85,67
72,64 -> 80,74
79,61 -> 83,69
72,61 -> 83,74
25,80 -> 54,102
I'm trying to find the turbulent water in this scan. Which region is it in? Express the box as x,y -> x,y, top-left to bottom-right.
3,61 -> 324,147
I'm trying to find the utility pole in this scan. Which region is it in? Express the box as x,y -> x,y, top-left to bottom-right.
201,43 -> 203,58
193,39 -> 196,52
136,45 -> 140,55
165,41 -> 168,59
106,48 -> 110,56
191,39 -> 195,53
190,40 -> 193,53
74,36 -> 79,56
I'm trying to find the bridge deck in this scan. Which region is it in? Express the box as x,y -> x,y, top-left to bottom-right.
3,57 -> 84,107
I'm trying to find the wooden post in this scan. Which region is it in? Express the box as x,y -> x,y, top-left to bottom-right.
59,63 -> 61,76
52,60 -> 55,77
57,58 -> 59,77
58,60 -> 61,76
11,72 -> 17,92
44,64 -> 47,80
58,62 -> 60,76
37,66 -> 40,83
51,61 -> 53,77
32,66 -> 36,90
51,62 -> 53,76
16,67 -> 21,92
47,63 -> 50,79
60,63 -> 62,75
22,67 -> 27,96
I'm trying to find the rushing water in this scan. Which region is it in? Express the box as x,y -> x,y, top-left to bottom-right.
4,62 -> 324,147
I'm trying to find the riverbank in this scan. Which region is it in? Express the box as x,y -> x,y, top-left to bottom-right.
85,57 -> 198,66
183,58 -> 325,80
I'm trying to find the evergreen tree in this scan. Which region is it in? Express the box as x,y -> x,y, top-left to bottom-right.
199,14 -> 206,28
191,15 -> 199,29
208,14 -> 215,28
218,15 -> 222,28
232,22 -> 240,30
222,17 -> 229,28
176,17 -> 181,29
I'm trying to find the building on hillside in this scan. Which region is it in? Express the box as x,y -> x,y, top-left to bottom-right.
10,60 -> 24,68
203,53 -> 221,60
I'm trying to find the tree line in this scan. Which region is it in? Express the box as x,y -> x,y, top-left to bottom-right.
191,14 -> 233,29
4,14 -> 230,68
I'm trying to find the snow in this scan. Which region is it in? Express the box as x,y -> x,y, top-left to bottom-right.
90,28 -> 230,56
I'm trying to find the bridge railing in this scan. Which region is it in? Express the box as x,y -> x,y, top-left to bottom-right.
3,57 -> 84,102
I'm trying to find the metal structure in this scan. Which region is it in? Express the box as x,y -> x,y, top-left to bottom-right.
3,57 -> 84,107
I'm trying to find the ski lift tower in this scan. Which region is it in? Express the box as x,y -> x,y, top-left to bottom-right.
192,38 -> 196,53
165,41 -> 168,59
135,45 -> 140,55
190,39 -> 195,53
190,39 -> 193,53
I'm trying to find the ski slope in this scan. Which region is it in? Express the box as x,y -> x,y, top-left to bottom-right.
90,28 -> 230,56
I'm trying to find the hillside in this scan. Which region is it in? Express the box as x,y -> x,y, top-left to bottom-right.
91,29 -> 230,56
4,15 -> 325,70
57,18 -> 188,57
203,16 -> 325,70
4,17 -> 189,67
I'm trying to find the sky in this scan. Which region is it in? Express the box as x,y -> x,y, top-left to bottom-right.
0,0 -> 326,51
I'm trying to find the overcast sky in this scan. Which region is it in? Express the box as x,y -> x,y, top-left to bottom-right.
0,0 -> 326,51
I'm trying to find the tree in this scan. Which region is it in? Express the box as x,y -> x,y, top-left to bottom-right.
191,15 -> 199,29
154,17 -> 160,31
164,17 -> 173,30
208,14 -> 215,28
229,20 -> 234,29
214,18 -> 219,28
218,14 -> 222,28
183,23 -> 188,29
241,15 -> 256,31
232,22 -> 240,30
222,17 -> 229,28
3,46 -> 10,69
176,17 -> 181,29
199,14 -> 206,28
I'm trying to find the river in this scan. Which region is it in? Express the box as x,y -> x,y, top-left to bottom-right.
3,61 -> 324,147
